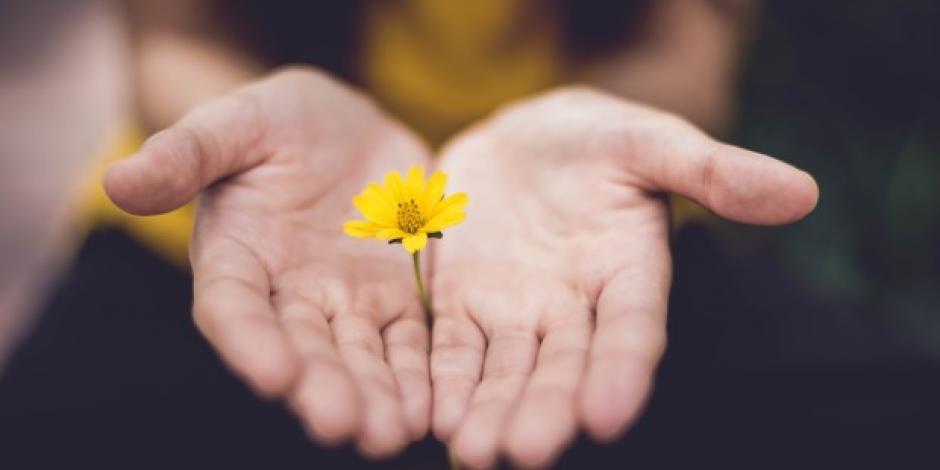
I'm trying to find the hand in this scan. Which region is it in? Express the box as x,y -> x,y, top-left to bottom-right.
429,87 -> 818,469
104,67 -> 432,457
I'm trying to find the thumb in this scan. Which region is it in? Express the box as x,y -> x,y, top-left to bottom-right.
104,93 -> 266,215
623,119 -> 819,226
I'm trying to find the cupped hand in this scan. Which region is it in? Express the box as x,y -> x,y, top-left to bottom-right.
104,67 -> 433,457
430,87 -> 818,469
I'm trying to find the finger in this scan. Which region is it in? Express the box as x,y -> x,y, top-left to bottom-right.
578,246 -> 670,441
430,315 -> 485,441
618,119 -> 818,225
504,318 -> 591,469
451,327 -> 539,470
331,314 -> 411,459
191,236 -> 298,398
104,92 -> 267,215
278,298 -> 360,446
383,315 -> 431,441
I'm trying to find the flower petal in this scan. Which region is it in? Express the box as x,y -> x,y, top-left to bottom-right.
422,211 -> 466,233
376,227 -> 409,240
364,182 -> 396,210
429,192 -> 468,219
432,201 -> 467,221
386,170 -> 405,201
344,220 -> 383,238
402,232 -> 428,253
422,171 -> 447,218
404,167 -> 425,201
353,195 -> 397,226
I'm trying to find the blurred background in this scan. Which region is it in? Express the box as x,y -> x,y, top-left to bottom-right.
1,0 -> 938,468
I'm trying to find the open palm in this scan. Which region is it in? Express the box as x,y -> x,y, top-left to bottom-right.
105,70 -> 818,467
105,68 -> 433,457
430,88 -> 819,469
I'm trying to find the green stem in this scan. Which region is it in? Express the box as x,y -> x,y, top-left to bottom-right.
413,251 -> 457,470
412,251 -> 431,319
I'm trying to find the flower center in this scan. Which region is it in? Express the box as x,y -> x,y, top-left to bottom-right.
397,199 -> 424,234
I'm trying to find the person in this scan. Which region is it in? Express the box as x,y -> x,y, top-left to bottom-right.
1,1 -> 820,469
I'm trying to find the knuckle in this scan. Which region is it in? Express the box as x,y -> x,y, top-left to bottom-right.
267,64 -> 349,102
588,120 -> 638,161
482,357 -> 530,380
221,91 -> 264,126
215,92 -> 267,151
146,127 -> 207,195
699,143 -> 723,207
270,63 -> 330,84
545,84 -> 612,104
170,125 -> 215,189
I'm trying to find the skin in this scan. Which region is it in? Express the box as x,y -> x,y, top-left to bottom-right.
106,69 -> 817,467
3,0 -> 794,465
430,87 -> 818,469
105,68 -> 434,458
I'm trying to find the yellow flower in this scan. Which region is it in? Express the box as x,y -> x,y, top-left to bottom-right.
344,167 -> 468,253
